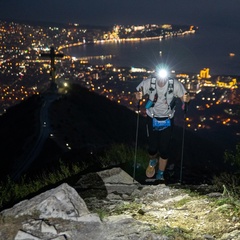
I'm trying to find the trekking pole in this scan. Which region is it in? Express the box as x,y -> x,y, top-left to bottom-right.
179,94 -> 189,184
133,89 -> 142,182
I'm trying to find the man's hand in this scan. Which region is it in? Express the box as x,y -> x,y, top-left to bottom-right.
182,93 -> 190,112
135,91 -> 143,101
183,93 -> 190,103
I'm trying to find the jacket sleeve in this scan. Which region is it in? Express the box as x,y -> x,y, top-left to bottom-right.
174,80 -> 187,98
136,79 -> 150,95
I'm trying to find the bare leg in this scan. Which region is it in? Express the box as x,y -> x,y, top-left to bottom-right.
159,157 -> 168,171
155,157 -> 168,180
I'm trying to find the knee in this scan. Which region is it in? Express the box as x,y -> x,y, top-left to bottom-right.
148,150 -> 158,159
159,152 -> 169,160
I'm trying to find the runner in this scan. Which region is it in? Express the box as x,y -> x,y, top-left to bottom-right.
135,68 -> 190,181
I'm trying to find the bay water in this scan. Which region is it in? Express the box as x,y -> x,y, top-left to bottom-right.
64,25 -> 240,76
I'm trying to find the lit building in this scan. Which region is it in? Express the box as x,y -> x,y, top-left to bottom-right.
130,67 -> 147,73
200,68 -> 211,79
216,77 -> 237,89
133,25 -> 145,31
161,24 -> 172,29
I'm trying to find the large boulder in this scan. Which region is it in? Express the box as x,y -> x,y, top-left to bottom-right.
1,183 -> 100,222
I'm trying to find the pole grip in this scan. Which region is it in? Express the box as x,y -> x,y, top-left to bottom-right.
183,93 -> 189,114
137,87 -> 143,110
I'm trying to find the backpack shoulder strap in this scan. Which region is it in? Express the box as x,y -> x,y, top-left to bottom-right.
167,78 -> 174,94
149,77 -> 156,93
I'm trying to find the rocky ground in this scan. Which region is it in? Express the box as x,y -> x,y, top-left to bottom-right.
84,185 -> 240,239
0,168 -> 239,240
78,177 -> 239,240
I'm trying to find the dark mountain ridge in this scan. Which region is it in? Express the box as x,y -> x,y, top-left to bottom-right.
0,84 -> 227,184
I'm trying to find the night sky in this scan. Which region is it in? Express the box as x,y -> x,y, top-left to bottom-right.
0,0 -> 239,29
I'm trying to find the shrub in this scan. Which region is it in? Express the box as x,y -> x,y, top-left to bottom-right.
99,143 -> 148,168
224,142 -> 240,171
212,143 -> 240,198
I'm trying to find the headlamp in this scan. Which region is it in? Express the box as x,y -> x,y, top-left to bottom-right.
157,68 -> 168,79
155,65 -> 169,79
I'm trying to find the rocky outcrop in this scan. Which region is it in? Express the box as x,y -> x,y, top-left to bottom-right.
1,183 -> 93,221
0,168 -> 240,240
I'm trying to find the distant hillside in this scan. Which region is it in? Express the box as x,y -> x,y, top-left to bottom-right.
0,84 -> 227,183
0,95 -> 42,179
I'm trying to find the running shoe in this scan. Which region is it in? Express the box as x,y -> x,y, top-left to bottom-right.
156,170 -> 164,180
146,159 -> 158,178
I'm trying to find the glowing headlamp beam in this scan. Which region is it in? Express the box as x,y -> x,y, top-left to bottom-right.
157,68 -> 168,79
